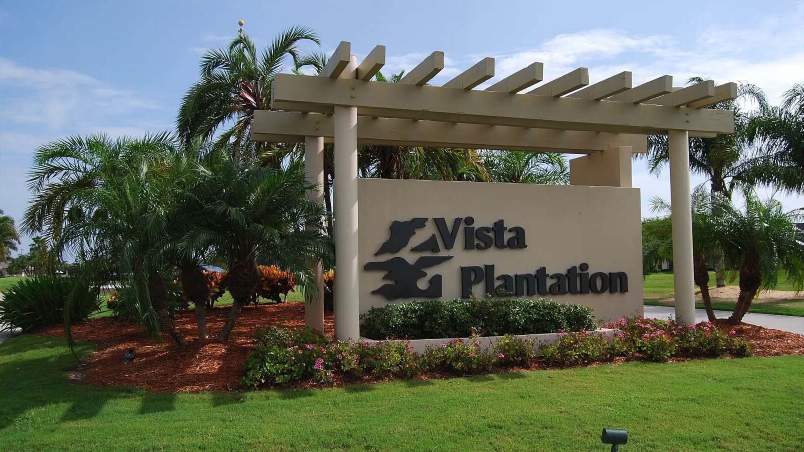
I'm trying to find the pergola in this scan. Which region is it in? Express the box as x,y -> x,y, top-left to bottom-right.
253,41 -> 737,339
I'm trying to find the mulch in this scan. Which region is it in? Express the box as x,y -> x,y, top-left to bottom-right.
39,303 -> 334,393
713,321 -> 804,356
37,304 -> 804,393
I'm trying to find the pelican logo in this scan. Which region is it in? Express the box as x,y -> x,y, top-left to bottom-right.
364,218 -> 453,300
363,217 -> 527,300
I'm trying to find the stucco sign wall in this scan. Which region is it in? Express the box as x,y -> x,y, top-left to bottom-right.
357,179 -> 643,322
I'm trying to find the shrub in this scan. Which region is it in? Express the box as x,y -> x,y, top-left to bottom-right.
203,270 -> 228,307
243,327 -> 417,388
540,332 -> 612,367
0,276 -> 98,332
253,265 -> 296,303
420,337 -> 494,375
675,323 -> 731,358
729,338 -> 752,357
244,327 -> 330,387
361,298 -> 596,340
106,288 -> 140,322
640,333 -> 676,362
607,317 -> 752,361
492,335 -> 534,368
358,341 -> 419,379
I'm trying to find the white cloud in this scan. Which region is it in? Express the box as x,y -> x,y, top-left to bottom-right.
0,57 -> 160,130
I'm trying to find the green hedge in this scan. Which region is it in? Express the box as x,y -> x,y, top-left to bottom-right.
0,276 -> 99,333
360,298 -> 596,340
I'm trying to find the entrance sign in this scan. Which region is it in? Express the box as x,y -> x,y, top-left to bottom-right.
358,179 -> 643,322
254,40 -> 737,337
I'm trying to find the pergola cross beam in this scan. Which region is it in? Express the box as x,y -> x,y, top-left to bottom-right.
271,74 -> 734,134
252,110 -> 649,153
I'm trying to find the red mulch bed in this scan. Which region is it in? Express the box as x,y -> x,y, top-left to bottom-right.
39,303 -> 334,393
38,305 -> 803,393
714,321 -> 804,356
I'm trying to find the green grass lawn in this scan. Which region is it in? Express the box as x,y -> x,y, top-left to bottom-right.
643,271 -> 804,317
90,289 -> 305,319
644,271 -> 802,298
1,335 -> 802,451
644,298 -> 804,317
0,276 -> 25,293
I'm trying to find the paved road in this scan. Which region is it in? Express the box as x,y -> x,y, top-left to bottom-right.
644,305 -> 804,335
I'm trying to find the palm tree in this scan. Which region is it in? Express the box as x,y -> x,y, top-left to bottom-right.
744,83 -> 804,192
482,150 -> 569,184
177,26 -> 319,163
0,210 -> 20,268
178,153 -> 329,341
713,192 -> 804,323
24,133 -> 186,343
646,79 -> 768,287
652,189 -> 723,321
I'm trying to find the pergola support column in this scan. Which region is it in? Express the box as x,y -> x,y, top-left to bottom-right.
304,136 -> 325,332
334,105 -> 360,340
669,130 -> 696,325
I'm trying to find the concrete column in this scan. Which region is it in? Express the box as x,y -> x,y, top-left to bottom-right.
669,130 -> 695,325
304,136 -> 325,332
333,105 -> 360,340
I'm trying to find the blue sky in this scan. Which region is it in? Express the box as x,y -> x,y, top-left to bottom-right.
1,0 -> 803,253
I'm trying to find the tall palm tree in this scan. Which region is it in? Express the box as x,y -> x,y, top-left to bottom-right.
744,83 -> 804,192
0,210 -> 20,267
713,192 -> 804,323
177,26 -> 319,163
178,154 -> 329,340
646,79 -> 768,286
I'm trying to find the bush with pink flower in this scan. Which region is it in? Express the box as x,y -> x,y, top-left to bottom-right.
243,327 -> 420,388
420,337 -> 495,375
242,319 -> 752,389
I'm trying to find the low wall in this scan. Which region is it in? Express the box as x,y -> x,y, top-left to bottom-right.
361,328 -> 618,355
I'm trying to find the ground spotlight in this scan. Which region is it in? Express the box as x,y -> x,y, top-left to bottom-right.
601,428 -> 628,451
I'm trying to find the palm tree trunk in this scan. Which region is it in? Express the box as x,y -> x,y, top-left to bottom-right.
219,302 -> 242,341
149,271 -> 185,346
710,180 -> 728,288
729,262 -> 761,324
729,289 -> 757,323
694,254 -> 716,322
217,255 -> 258,341
699,284 -> 716,322
180,263 -> 211,340
715,252 -> 727,288
195,302 -> 208,339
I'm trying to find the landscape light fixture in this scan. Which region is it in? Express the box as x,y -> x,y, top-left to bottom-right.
601,428 -> 628,451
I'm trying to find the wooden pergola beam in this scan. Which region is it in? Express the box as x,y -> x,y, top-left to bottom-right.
443,57 -> 495,90
321,41 -> 352,79
567,71 -> 632,100
608,75 -> 673,103
528,68 -> 589,97
252,110 -> 649,153
399,51 -> 444,86
485,62 -> 543,94
356,45 -> 386,81
687,82 -> 738,109
271,74 -> 735,134
649,81 -> 716,107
